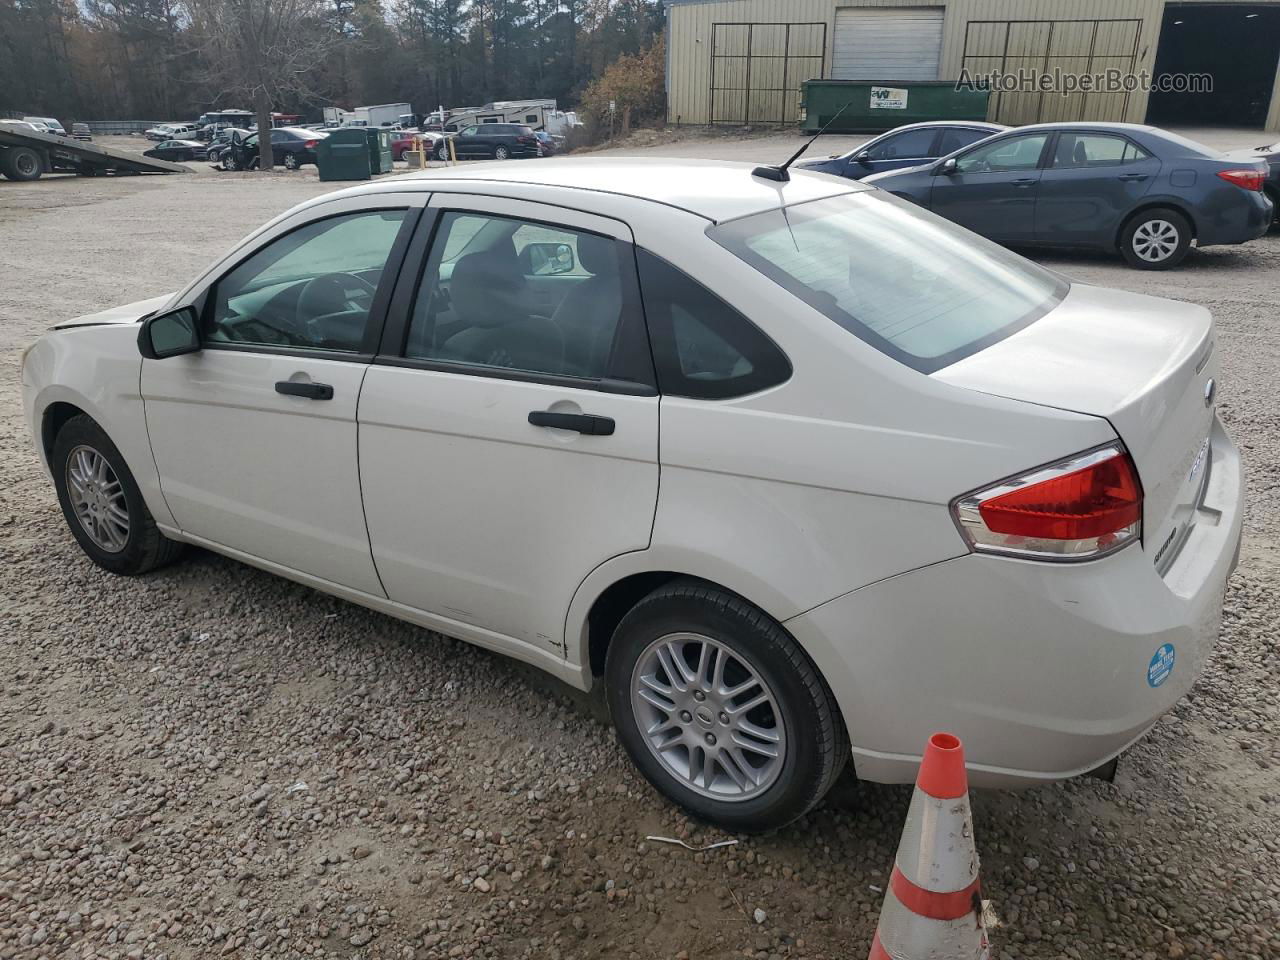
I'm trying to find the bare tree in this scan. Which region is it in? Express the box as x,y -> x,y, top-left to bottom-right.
185,0 -> 335,171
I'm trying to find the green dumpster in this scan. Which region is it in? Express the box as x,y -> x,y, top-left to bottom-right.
366,127 -> 393,174
801,80 -> 990,133
316,128 -> 371,182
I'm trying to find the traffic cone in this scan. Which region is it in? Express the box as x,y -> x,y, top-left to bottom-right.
867,732 -> 990,960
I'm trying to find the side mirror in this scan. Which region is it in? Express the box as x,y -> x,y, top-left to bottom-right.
938,157 -> 959,175
138,307 -> 201,359
855,150 -> 871,163
523,242 -> 576,276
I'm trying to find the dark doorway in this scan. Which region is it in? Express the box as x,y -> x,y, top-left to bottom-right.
1147,4 -> 1280,127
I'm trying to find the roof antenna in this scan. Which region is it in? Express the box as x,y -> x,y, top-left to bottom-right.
753,100 -> 855,183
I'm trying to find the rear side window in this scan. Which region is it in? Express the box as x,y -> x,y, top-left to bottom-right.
710,192 -> 1067,374
636,250 -> 790,399
867,128 -> 936,161
1051,133 -> 1150,168
937,127 -> 993,154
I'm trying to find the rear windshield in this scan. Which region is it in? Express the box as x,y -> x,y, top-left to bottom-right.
710,191 -> 1068,373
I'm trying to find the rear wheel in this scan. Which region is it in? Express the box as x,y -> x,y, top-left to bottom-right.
51,415 -> 183,576
494,145 -> 510,161
1267,187 -> 1279,230
1120,207 -> 1192,270
283,152 -> 301,170
605,579 -> 848,832
1,146 -> 43,181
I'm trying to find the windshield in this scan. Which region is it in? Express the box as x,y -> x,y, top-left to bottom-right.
710,192 -> 1068,373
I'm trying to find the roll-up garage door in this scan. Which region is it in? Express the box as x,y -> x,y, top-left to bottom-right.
832,7 -> 944,81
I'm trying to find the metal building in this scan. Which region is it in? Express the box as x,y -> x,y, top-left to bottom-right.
665,0 -> 1280,131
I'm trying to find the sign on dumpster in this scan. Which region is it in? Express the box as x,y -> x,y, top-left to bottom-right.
870,86 -> 908,109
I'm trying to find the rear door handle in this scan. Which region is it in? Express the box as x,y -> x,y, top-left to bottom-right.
1118,173 -> 1149,182
528,410 -> 615,436
1012,178 -> 1038,188
275,380 -> 334,400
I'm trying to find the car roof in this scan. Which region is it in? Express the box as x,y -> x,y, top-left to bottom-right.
350,158 -> 866,222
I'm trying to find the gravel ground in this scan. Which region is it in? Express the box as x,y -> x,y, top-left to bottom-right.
2,135 -> 1279,960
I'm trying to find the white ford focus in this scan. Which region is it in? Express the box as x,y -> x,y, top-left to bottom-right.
22,160 -> 1242,830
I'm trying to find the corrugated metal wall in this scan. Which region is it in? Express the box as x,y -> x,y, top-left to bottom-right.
667,0 -> 1278,129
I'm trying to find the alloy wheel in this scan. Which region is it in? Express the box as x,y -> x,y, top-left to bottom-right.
1132,219 -> 1180,263
65,445 -> 129,553
630,632 -> 786,801
495,146 -> 510,160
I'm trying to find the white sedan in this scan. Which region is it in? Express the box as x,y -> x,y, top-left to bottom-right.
21,159 -> 1242,830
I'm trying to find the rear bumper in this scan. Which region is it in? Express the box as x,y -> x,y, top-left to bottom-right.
787,415 -> 1243,787
1197,190 -> 1273,246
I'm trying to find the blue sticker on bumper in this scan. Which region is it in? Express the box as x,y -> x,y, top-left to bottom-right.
1148,643 -> 1176,688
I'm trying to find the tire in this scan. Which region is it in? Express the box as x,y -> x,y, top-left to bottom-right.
283,152 -> 301,170
51,415 -> 183,576
222,154 -> 238,172
605,578 -> 848,833
1266,188 -> 1279,231
1,146 -> 43,181
435,141 -> 449,160
493,145 -> 510,161
1120,207 -> 1192,270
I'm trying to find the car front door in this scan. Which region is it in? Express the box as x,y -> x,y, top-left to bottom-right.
1034,132 -> 1161,247
141,194 -> 424,594
357,194 -> 660,660
847,127 -> 940,178
454,126 -> 480,157
928,132 -> 1051,242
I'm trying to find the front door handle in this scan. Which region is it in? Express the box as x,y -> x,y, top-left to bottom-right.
528,410 -> 615,436
1012,178 -> 1038,188
1118,173 -> 1149,182
275,380 -> 334,400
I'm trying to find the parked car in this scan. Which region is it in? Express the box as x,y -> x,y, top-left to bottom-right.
143,139 -> 208,162
434,123 -> 538,160
21,160 -> 1241,831
1223,136 -> 1280,227
865,122 -> 1273,269
221,127 -> 328,170
205,128 -> 251,165
389,129 -> 441,161
23,116 -> 66,136
796,121 -> 1006,180
534,130 -> 559,157
71,123 -> 92,141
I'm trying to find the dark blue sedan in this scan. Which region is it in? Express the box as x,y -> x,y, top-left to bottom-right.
795,121 -> 1006,180
865,122 -> 1274,269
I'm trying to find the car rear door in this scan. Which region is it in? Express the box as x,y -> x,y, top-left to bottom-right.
357,193 -> 659,658
1034,131 -> 1160,246
929,132 -> 1051,242
141,193 -> 425,594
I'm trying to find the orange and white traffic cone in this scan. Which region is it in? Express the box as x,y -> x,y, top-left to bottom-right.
868,732 -> 990,960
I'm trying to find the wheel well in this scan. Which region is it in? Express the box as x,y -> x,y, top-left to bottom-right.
586,572 -> 679,677
1116,201 -> 1197,249
42,402 -> 87,464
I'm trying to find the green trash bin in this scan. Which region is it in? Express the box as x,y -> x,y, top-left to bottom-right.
316,128 -> 371,182
366,127 -> 393,174
801,80 -> 990,133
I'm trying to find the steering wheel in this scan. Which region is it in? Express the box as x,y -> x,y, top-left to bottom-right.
297,272 -> 377,343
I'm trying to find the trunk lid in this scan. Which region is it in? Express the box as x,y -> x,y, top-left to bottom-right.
935,283 -> 1217,572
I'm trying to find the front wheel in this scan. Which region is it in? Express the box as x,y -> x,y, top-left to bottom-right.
52,415 -> 183,576
493,145 -> 510,161
1120,207 -> 1191,269
605,579 -> 848,832
222,154 -> 238,171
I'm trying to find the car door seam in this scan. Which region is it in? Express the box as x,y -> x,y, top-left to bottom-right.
354,364 -> 391,601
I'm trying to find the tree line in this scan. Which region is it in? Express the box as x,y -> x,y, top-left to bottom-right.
0,0 -> 665,124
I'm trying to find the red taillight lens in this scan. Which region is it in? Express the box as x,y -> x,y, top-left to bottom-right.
1216,168 -> 1265,191
953,445 -> 1143,560
304,139 -> 318,149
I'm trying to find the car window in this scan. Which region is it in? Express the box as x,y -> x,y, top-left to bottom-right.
636,250 -> 790,399
405,211 -> 625,380
867,128 -> 936,161
937,127 -> 993,155
462,126 -> 478,136
205,210 -> 407,353
954,134 -> 1049,173
710,192 -> 1067,374
1050,133 -> 1150,168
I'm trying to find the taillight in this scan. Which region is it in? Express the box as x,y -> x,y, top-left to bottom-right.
517,136 -> 535,143
952,445 -> 1142,561
304,139 -> 318,149
1216,168 -> 1265,191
